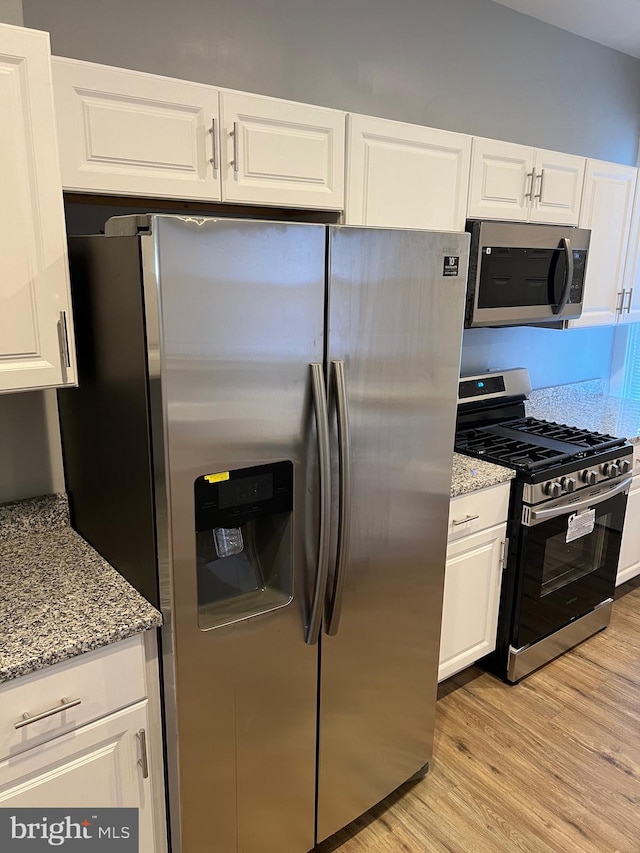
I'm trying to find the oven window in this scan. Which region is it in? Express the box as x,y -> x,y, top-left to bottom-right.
540,513 -> 608,596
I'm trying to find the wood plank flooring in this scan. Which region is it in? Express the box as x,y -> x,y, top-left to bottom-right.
313,581 -> 640,853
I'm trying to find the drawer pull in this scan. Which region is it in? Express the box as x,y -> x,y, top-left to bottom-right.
452,514 -> 480,526
15,697 -> 82,730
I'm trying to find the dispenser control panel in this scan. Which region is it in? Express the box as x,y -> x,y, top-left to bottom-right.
195,461 -> 293,530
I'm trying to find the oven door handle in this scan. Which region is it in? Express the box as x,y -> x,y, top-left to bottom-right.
552,237 -> 573,316
528,476 -> 632,524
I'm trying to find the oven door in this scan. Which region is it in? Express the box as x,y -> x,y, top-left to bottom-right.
514,478 -> 631,649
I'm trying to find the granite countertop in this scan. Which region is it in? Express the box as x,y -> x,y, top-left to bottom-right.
451,453 -> 515,497
526,381 -> 640,445
0,494 -> 162,684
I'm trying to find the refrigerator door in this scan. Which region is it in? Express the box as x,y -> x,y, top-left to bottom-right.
146,217 -> 326,853
317,226 -> 469,841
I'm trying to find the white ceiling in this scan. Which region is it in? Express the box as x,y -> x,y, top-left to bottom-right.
489,0 -> 640,59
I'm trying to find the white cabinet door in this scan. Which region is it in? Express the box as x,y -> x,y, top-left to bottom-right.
616,477 -> 640,586
467,138 -> 533,222
619,182 -> 640,325
345,114 -> 471,230
438,522 -> 506,682
530,148 -> 585,226
569,160 -> 637,328
53,57 -> 220,201
0,702 -> 157,850
219,91 -> 344,209
0,24 -> 75,393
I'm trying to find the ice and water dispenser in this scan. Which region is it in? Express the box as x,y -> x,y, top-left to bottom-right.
194,461 -> 294,630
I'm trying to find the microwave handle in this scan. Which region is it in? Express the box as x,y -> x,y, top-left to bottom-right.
552,238 -> 573,316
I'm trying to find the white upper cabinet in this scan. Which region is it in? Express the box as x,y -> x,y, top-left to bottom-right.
468,138 -> 584,225
219,91 -> 344,209
529,148 -> 585,226
344,114 -> 471,230
568,159 -> 637,328
52,57 -> 221,201
0,24 -> 76,393
619,181 -> 640,325
52,58 -> 345,210
468,139 -> 532,221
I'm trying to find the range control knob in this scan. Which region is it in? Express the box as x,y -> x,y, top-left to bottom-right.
582,470 -> 598,486
561,477 -> 576,493
602,462 -> 620,478
620,459 -> 632,475
544,481 -> 562,498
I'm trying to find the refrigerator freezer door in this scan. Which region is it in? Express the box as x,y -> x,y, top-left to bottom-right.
317,226 -> 469,841
147,217 -> 326,853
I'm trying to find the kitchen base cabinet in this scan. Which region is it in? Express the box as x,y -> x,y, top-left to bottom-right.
0,23 -> 76,393
0,635 -> 165,852
616,445 -> 640,586
439,481 -> 510,683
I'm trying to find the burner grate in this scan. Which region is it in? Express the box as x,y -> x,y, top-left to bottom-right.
505,417 -> 623,452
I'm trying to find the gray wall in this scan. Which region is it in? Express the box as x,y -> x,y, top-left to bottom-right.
0,0 -> 22,25
23,0 -> 640,165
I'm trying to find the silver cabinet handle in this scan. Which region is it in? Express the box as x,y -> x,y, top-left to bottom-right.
452,514 -> 480,526
524,169 -> 535,201
209,117 -> 218,170
57,310 -> 71,385
534,169 -> 545,200
617,290 -> 627,314
231,121 -> 239,176
306,363 -> 331,645
626,288 -> 634,313
552,237 -> 573,316
15,697 -> 81,730
326,360 -> 351,637
137,729 -> 149,779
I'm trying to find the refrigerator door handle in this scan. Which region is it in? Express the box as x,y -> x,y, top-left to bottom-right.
306,362 -> 332,645
326,360 -> 351,636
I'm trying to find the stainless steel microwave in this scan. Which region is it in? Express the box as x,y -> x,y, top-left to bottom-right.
464,220 -> 590,328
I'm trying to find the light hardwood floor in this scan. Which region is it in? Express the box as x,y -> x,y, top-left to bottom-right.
314,581 -> 640,853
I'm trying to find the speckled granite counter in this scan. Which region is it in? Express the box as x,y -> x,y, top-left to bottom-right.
0,494 -> 162,684
451,453 -> 515,497
526,382 -> 640,445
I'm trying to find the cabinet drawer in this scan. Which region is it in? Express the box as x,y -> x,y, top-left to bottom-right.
0,635 -> 146,760
448,481 -> 511,542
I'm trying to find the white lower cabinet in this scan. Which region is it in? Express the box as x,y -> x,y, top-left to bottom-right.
616,445 -> 640,586
439,482 -> 510,682
0,635 -> 165,852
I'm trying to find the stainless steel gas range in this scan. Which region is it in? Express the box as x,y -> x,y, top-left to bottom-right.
455,369 -> 633,683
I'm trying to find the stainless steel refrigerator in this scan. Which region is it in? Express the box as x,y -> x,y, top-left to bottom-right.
58,215 -> 469,853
